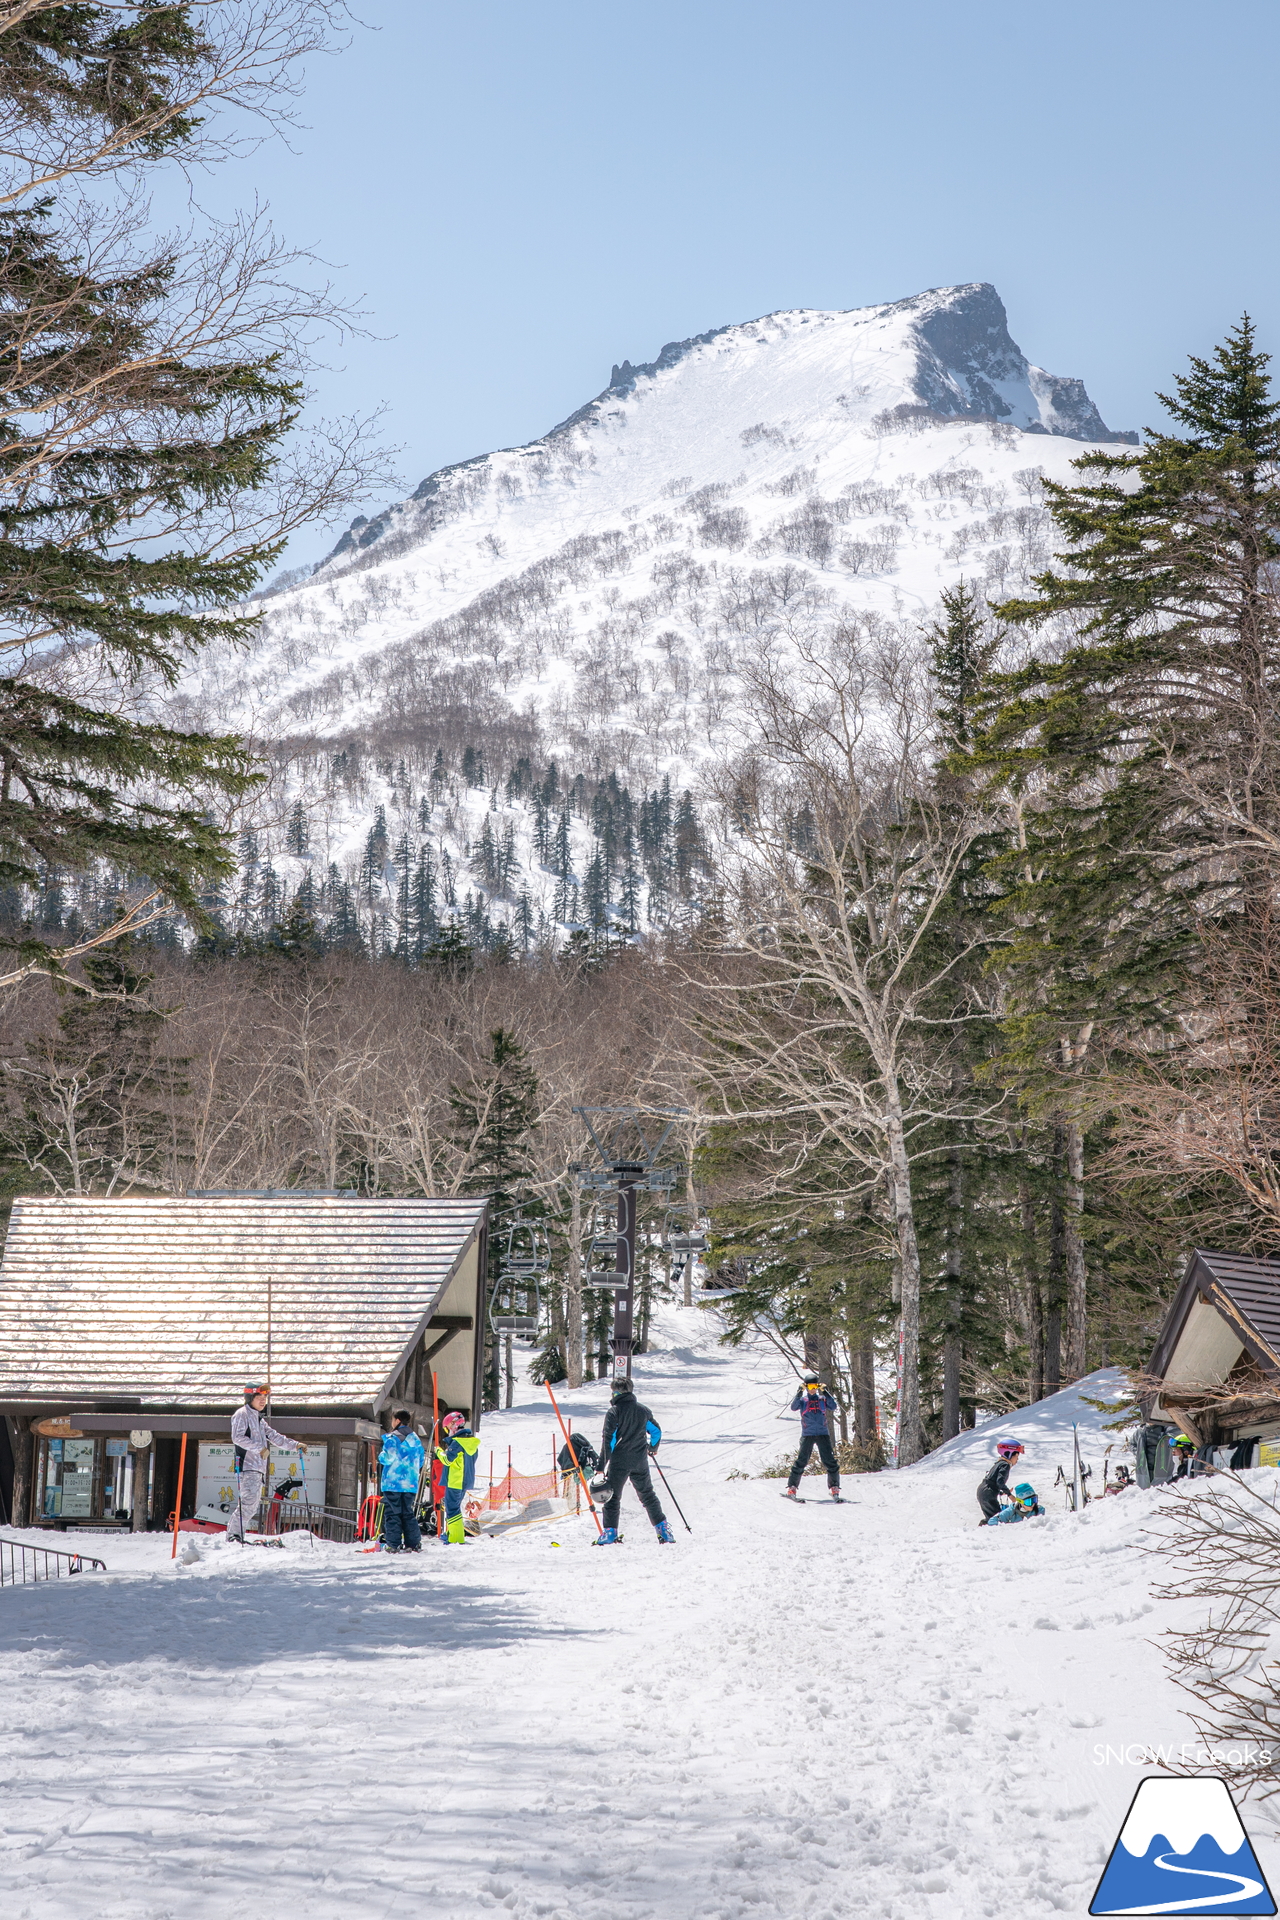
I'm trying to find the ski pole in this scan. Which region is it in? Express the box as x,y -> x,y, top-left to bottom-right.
650,1454 -> 691,1533
545,1382 -> 604,1536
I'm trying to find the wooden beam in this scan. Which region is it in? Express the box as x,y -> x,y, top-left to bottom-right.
427,1315 -> 473,1332
423,1324 -> 467,1365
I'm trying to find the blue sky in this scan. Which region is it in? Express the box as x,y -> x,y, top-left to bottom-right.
199,0 -> 1280,559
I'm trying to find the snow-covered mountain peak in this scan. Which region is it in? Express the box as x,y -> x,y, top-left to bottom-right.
549,280 -> 1131,454
320,281 -> 1131,575
155,284 -> 1137,955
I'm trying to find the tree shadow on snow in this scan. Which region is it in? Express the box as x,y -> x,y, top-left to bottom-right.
0,1567 -> 595,1672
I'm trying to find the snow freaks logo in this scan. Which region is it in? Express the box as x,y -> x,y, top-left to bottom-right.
1094,1746 -> 1275,1769
1090,1777 -> 1276,1916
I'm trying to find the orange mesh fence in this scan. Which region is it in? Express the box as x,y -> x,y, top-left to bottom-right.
476,1466 -> 559,1511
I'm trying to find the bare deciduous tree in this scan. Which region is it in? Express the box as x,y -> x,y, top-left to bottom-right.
690,623 -> 994,1463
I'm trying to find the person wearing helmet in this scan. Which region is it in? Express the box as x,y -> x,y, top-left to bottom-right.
378,1411 -> 425,1553
1171,1434 -> 1198,1480
228,1384 -> 295,1542
977,1439 -> 1025,1525
435,1410 -> 480,1544
984,1481 -> 1044,1524
782,1378 -> 841,1502
595,1378 -> 673,1545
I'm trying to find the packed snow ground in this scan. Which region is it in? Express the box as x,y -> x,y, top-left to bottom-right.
1,1312 -> 1273,1920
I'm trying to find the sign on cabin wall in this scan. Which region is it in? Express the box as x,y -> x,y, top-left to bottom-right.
32,1416 -> 84,1438
194,1442 -> 327,1523
42,1436 -> 95,1516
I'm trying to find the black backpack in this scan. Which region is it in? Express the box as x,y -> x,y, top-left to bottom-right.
558,1432 -> 599,1474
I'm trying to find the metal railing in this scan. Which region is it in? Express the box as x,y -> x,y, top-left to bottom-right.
1,1538 -> 106,1588
263,1501 -> 358,1544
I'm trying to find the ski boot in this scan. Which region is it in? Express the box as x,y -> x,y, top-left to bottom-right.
655,1521 -> 676,1544
593,1527 -> 620,1545
781,1486 -> 800,1501
829,1485 -> 843,1502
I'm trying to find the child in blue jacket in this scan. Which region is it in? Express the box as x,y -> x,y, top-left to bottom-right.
782,1378 -> 841,1501
378,1411 -> 426,1552
985,1482 -> 1043,1524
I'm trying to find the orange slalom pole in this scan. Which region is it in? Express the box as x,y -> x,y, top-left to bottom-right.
170,1431 -> 188,1558
545,1381 -> 603,1535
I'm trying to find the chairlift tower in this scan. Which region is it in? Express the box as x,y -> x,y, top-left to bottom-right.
572,1106 -> 684,1384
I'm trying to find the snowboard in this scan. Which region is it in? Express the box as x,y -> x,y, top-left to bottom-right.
781,1493 -> 848,1505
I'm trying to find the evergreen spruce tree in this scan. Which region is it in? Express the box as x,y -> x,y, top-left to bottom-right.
971,321 -> 1280,1371
981,318 -> 1280,1033
450,1029 -> 540,1408
285,801 -> 310,857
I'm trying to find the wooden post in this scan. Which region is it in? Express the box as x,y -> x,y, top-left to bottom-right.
131,1441 -> 151,1532
8,1418 -> 31,1528
170,1432 -> 188,1558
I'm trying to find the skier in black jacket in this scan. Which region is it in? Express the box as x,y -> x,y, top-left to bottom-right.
595,1378 -> 675,1545
977,1440 -> 1025,1525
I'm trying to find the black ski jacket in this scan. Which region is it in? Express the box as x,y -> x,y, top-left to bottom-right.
979,1458 -> 1013,1500
601,1396 -> 661,1467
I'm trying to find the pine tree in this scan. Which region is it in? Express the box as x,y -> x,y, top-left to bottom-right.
583,849 -> 608,931
619,824 -> 642,933
981,317 -> 1280,1029
411,845 -> 437,961
425,917 -> 473,972
971,322 -> 1280,1376
929,580 -> 996,757
359,809 -> 389,913
393,833 -> 412,961
285,801 -> 310,857
449,1028 -> 540,1408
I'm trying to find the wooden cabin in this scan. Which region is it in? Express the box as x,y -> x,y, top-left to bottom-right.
0,1192 -> 487,1530
1147,1249 -> 1280,1465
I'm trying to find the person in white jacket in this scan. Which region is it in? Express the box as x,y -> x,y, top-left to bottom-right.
227,1384 -> 293,1541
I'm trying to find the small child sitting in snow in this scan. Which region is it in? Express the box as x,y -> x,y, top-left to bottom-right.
984,1482 -> 1043,1524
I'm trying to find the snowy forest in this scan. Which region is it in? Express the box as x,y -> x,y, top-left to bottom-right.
3,313 -> 1279,1469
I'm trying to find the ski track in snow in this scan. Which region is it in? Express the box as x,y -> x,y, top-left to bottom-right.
0,1315 -> 1274,1920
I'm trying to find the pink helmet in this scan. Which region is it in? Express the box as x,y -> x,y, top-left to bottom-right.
441,1412 -> 466,1436
997,1439 -> 1025,1460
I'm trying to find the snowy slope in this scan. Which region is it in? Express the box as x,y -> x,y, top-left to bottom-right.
148,285 -> 1134,943
3,1315 -> 1271,1920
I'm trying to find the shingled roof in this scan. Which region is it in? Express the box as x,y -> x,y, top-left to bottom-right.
1150,1249 -> 1280,1381
0,1193 -> 486,1414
